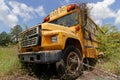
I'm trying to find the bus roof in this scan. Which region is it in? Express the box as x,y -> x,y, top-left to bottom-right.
43,4 -> 79,23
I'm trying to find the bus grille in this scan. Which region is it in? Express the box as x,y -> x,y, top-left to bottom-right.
21,26 -> 41,48
21,37 -> 38,47
24,28 -> 37,37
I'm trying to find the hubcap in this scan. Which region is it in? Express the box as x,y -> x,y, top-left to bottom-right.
66,52 -> 80,73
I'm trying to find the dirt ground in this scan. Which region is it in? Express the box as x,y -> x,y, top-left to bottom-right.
78,70 -> 117,80
0,69 -> 119,80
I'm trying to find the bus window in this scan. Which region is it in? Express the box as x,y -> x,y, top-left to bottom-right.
50,12 -> 79,27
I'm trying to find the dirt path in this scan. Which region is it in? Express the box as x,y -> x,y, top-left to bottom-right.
78,70 -> 118,80
0,69 -> 119,80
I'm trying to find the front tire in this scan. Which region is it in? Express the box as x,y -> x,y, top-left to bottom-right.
57,45 -> 83,78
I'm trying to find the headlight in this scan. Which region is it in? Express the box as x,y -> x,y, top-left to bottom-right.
51,35 -> 58,43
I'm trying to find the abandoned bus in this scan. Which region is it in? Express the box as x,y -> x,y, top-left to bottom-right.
18,3 -> 102,77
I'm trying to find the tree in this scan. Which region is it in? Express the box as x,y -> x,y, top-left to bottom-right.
10,25 -> 22,43
98,24 -> 120,58
0,32 -> 12,46
23,24 -> 28,30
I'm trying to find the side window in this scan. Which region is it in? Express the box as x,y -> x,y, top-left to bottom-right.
84,19 -> 92,32
83,19 -> 97,41
83,19 -> 92,39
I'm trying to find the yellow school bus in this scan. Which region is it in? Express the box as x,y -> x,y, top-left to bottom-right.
18,3 -> 102,77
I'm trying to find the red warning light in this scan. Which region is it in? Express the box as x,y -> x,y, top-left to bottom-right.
67,4 -> 76,12
43,16 -> 50,22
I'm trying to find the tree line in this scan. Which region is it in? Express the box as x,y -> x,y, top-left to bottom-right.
0,25 -> 22,46
98,24 -> 120,57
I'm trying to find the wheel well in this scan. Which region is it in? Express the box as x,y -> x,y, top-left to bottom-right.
65,38 -> 82,53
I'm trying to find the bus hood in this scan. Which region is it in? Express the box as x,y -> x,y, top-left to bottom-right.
41,23 -> 75,34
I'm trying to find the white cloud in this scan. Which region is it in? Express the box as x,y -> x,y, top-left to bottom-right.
0,0 -> 17,27
6,14 -> 18,27
35,6 -> 46,17
0,0 -> 46,28
8,1 -> 46,21
65,0 -> 70,3
87,0 -> 116,25
115,10 -> 120,24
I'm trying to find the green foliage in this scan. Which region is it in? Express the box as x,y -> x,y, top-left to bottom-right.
0,32 -> 12,46
97,24 -> 120,76
0,25 -> 22,46
10,25 -> 22,43
98,24 -> 120,57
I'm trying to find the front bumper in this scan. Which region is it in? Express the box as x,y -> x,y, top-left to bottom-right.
18,50 -> 62,63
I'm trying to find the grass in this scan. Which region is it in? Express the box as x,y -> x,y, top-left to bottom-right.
96,51 -> 120,76
0,46 -> 22,76
0,45 -> 119,78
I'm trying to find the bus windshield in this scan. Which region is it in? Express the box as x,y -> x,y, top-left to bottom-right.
50,12 -> 78,27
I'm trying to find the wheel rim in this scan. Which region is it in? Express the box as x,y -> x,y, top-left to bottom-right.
66,51 -> 80,74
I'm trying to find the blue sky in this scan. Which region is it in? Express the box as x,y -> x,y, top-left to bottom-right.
0,0 -> 120,33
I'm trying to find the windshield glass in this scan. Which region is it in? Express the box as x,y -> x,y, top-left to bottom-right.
50,12 -> 78,27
